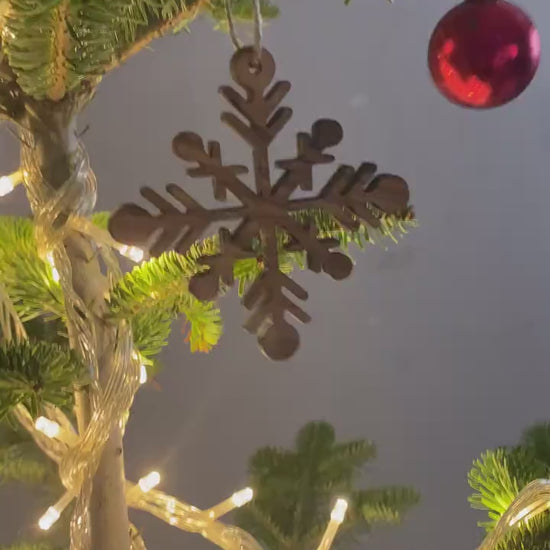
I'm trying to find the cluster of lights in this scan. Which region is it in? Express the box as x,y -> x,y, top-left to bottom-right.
32,411 -> 347,548
38,470 -> 162,531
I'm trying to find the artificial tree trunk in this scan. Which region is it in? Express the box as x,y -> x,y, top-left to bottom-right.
20,98 -> 131,550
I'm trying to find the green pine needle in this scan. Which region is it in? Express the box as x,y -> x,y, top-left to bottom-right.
109,247 -> 223,356
236,421 -> 419,549
0,0 -> 279,100
0,341 -> 86,419
468,423 -> 550,550
0,217 -> 64,323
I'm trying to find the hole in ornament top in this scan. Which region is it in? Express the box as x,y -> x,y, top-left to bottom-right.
248,60 -> 262,74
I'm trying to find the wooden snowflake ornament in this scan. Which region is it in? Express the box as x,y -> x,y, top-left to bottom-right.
109,47 -> 412,360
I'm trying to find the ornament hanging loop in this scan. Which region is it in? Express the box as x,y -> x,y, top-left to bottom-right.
224,0 -> 263,69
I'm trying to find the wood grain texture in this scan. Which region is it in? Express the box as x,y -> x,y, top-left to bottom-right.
109,47 -> 412,360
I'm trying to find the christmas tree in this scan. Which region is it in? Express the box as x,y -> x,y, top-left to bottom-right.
0,1 -> 414,549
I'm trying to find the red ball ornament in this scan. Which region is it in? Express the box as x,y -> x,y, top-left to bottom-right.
428,0 -> 540,109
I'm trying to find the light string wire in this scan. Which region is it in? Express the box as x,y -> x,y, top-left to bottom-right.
477,479 -> 550,550
0,141 -> 352,550
223,0 -> 263,63
0,125 -> 265,550
18,128 -> 141,550
0,22 -> 352,547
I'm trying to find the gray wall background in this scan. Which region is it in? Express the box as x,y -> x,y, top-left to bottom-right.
1,0 -> 550,548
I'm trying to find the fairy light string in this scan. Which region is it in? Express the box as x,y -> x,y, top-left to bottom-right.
224,0 -> 263,64
2,277 -> 350,550
1,115 -> 270,550
0,3 -> 350,550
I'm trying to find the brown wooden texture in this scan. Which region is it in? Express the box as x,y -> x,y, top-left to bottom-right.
109,47 -> 412,360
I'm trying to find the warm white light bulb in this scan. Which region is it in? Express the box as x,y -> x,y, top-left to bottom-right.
119,245 -> 145,263
138,471 -> 160,493
35,417 -> 60,439
0,175 -> 15,197
330,499 -> 348,524
139,364 -> 148,385
38,506 -> 60,530
231,487 -> 254,507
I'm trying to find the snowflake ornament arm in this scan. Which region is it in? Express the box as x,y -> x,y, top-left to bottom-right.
109,47 -> 412,360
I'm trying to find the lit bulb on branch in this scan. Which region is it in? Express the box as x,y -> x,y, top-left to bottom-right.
38,507 -> 60,531
139,364 -> 148,385
0,170 -> 22,197
138,471 -> 161,493
34,416 -> 78,445
38,492 -> 74,531
131,351 -> 148,385
330,499 -> 348,524
231,487 -> 254,507
35,416 -> 61,439
206,487 -> 254,519
316,499 -> 349,550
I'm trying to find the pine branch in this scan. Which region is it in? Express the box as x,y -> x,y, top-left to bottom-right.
238,421 -> 419,549
519,424 -> 550,467
100,0 -> 202,75
355,487 -> 420,525
49,1 -> 71,101
469,424 -> 550,550
488,515 -> 550,550
294,209 -> 416,248
0,341 -> 86,419
0,442 -> 54,486
235,503 -> 291,550
90,211 -> 111,230
320,440 -> 377,477
0,0 -> 283,100
108,249 -> 222,355
206,0 -> 279,28
2,0 -> 80,100
468,449 -> 522,531
0,282 -> 26,344
0,419 -> 55,486
0,217 -> 64,323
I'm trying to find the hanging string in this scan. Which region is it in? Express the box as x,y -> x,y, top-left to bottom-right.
252,0 -> 263,64
224,0 -> 242,51
224,0 -> 263,64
